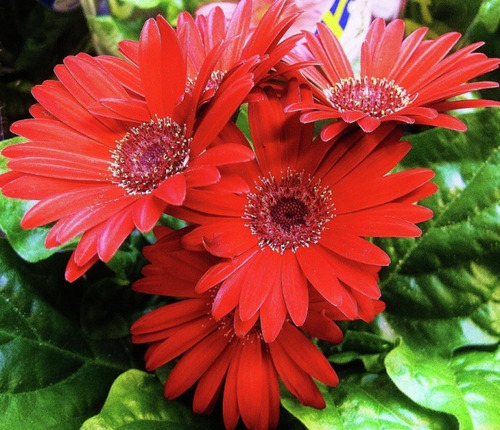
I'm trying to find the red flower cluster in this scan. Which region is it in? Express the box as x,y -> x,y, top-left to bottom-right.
1,2 -> 498,429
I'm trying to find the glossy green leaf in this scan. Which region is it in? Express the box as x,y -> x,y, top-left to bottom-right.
328,330 -> 394,373
404,0 -> 483,35
81,369 -> 216,429
281,372 -> 455,429
376,109 -> 500,352
463,0 -> 500,101
466,0 -> 500,33
0,137 -> 68,262
386,341 -> 500,430
0,240 -> 132,429
362,109 -> 500,429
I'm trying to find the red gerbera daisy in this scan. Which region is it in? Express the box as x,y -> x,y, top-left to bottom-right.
286,18 -> 500,140
170,80 -> 436,342
131,226 -> 377,430
0,16 -> 256,281
176,0 -> 301,100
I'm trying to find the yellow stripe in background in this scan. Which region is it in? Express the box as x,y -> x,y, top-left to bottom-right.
322,0 -> 349,39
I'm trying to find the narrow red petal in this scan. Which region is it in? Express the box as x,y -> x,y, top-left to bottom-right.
260,274 -> 287,342
281,251 -> 309,326
280,323 -> 339,386
269,340 -> 325,408
196,246 -> 259,293
153,173 -> 187,205
296,246 -> 358,318
165,330 -> 228,399
321,230 -> 391,266
239,249 -> 278,321
237,339 -> 265,430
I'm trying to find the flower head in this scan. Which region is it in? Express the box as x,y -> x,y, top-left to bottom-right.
0,16 -> 256,281
171,80 -> 436,341
195,0 -> 332,37
131,227 -> 369,430
177,0 -> 301,100
287,18 -> 500,140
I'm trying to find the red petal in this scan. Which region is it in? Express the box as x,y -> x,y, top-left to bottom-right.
64,54 -> 130,100
165,330 -> 228,399
357,115 -> 381,132
132,194 -> 165,233
263,351 -> 280,429
321,230 -> 391,266
302,311 -> 344,343
413,113 -> 467,131
280,323 -> 339,386
193,343 -> 234,414
269,340 -> 326,408
154,173 -> 187,205
65,252 -> 98,282
223,344 -> 242,430
388,27 -> 428,80
203,227 -> 257,259
330,212 -> 422,237
317,248 -> 381,299
183,189 -> 246,216
51,196 -> 137,245
320,120 -> 349,141
118,40 -> 140,65
190,143 -> 254,168
296,246 -> 358,317
31,83 -> 122,144
131,299 -> 208,335
371,19 -> 405,77
281,251 -> 309,326
239,249 -> 279,321
237,339 -> 266,430
332,168 -> 435,213
190,62 -> 254,155
211,265 -> 244,319
90,98 -> 150,123
138,18 -> 185,117
144,317 -> 216,370
97,209 -> 135,262
21,185 -> 126,229
10,118 -> 113,152
184,165 -> 220,188
260,276 -> 287,342
196,246 -> 259,293
233,306 -> 259,337
97,55 -> 142,95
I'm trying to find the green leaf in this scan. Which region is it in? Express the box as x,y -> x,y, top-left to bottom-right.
386,341 -> 500,430
85,15 -> 145,56
462,0 -> 500,102
376,109 -> 500,353
0,137 -> 70,262
466,0 -> 500,33
236,104 -> 252,142
81,369 -> 216,429
0,240 -> 132,429
404,0 -> 484,35
363,109 -> 500,430
328,330 -> 394,373
281,372 -> 455,429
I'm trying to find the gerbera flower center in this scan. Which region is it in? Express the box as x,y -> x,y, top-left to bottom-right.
324,76 -> 412,118
109,117 -> 191,195
244,170 -> 334,253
